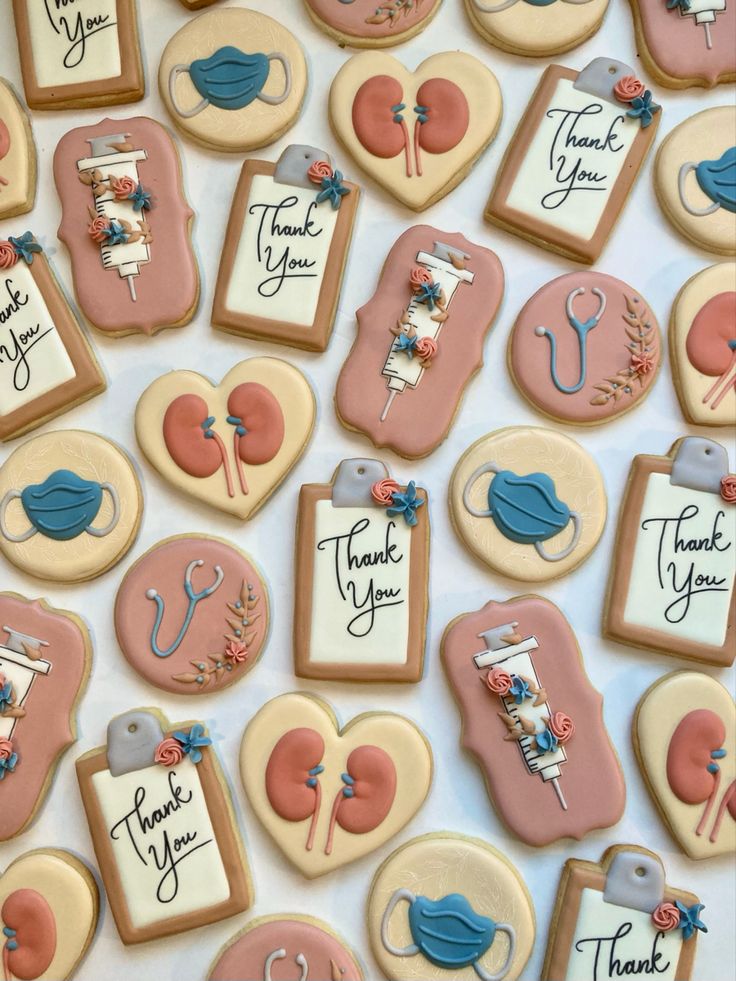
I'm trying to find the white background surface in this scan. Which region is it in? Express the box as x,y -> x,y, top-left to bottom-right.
0,1 -> 735,979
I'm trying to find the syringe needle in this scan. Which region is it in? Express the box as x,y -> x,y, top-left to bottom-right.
380,389 -> 397,422
128,276 -> 137,302
551,777 -> 568,811
704,22 -> 713,49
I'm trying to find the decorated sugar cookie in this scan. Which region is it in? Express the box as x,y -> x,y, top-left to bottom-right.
450,426 -> 607,582
135,358 -> 315,520
240,692 -> 432,878
294,459 -> 429,682
627,0 -> 735,89
604,437 -> 735,667
509,271 -> 661,425
0,849 -> 98,980
442,596 -> 625,847
209,914 -> 363,981
53,117 -> 199,337
0,78 -> 35,220
0,430 -> 142,583
77,708 -> 252,944
159,8 -> 307,153
115,535 -> 269,695
0,593 -> 91,841
305,0 -> 441,48
670,263 -> 736,427
367,833 -> 534,981
180,0 -> 221,8
0,233 -> 105,443
486,58 -> 661,263
542,845 -> 705,980
634,671 -> 735,861
330,51 -> 502,211
465,0 -> 610,57
654,107 -> 736,256
336,227 -> 504,458
11,0 -> 144,110
213,145 -> 360,352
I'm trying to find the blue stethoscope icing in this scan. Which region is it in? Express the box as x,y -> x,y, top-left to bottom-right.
473,0 -> 593,12
463,464 -> 581,562
0,470 -> 120,544
169,46 -> 292,119
146,559 -> 224,659
381,890 -> 516,981
534,287 -> 607,395
263,949 -> 307,981
678,146 -> 736,217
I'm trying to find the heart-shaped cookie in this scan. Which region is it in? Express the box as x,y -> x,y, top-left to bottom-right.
240,692 -> 433,878
135,358 -> 315,519
634,671 -> 735,861
329,51 -> 502,211
0,849 -> 99,980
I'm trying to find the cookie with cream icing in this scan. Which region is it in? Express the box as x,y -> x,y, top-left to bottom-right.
465,0 -> 609,57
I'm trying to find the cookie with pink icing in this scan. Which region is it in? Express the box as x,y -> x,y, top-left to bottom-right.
209,915 -> 363,980
509,271 -> 661,425
115,535 -> 268,696
305,0 -> 441,48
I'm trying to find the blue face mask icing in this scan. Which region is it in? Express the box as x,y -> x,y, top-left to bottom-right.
462,463 -> 582,562
168,47 -> 292,119
0,470 -> 120,543
679,146 -> 736,217
382,889 -> 517,981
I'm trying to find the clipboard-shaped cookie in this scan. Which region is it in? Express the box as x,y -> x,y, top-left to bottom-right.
212,145 -> 360,352
294,459 -> 429,682
76,709 -> 252,944
604,437 -> 735,667
486,58 -> 661,264
542,845 -> 704,980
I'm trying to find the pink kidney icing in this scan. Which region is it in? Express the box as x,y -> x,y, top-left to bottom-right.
53,116 -> 199,336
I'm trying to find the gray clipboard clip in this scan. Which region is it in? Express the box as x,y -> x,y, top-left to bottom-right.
670,437 -> 730,494
573,58 -> 638,107
331,459 -> 390,508
106,709 -> 165,777
603,849 -> 666,913
274,145 -> 332,190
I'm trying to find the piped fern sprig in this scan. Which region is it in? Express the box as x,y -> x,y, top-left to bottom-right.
590,295 -> 657,407
367,0 -> 425,26
498,712 -> 537,742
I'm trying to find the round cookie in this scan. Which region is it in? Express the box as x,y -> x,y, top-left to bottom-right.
465,0 -> 609,57
669,263 -> 736,427
305,0 -> 441,48
209,914 -> 363,980
654,106 -> 736,256
450,426 -> 606,582
367,833 -> 535,981
0,430 -> 142,583
509,271 -> 661,425
159,8 -> 307,153
115,535 -> 269,695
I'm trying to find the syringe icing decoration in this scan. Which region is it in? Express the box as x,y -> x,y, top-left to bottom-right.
666,0 -> 727,50
77,132 -> 154,302
474,620 -> 574,810
380,242 -> 474,421
0,625 -> 52,779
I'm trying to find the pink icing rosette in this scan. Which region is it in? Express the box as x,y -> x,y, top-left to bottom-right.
410,265 -> 433,290
415,336 -> 438,363
549,711 -> 575,743
486,667 -> 513,696
110,175 -> 137,199
154,737 -> 184,767
0,241 -> 18,269
224,640 -> 248,663
88,216 -> 111,242
0,737 -> 15,761
614,76 -> 645,103
652,902 -> 680,932
631,351 -> 655,375
307,160 -> 333,184
371,478 -> 401,506
720,475 -> 736,504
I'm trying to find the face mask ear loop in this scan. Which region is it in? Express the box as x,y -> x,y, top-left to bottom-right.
473,923 -> 517,981
169,65 -> 210,118
381,889 -> 420,958
296,953 -> 309,981
534,510 -> 582,562
462,463 -> 499,518
258,54 -> 292,105
0,490 -> 35,543
264,949 -> 286,981
678,162 -> 721,216
86,483 -> 121,538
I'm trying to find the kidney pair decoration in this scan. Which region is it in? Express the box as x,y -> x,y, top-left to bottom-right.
135,359 -> 315,519
240,693 -> 432,878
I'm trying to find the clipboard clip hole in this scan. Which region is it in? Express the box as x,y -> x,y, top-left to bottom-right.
357,466 -> 366,475
635,866 -> 646,877
128,723 -> 138,734
607,65 -> 617,75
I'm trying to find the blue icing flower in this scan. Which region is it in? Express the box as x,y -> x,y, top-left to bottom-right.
8,232 -> 42,264
675,901 -> 708,941
316,169 -> 350,210
386,481 -> 425,527
0,750 -> 18,779
536,728 -> 559,754
172,723 -> 212,764
415,280 -> 443,310
393,333 -> 420,358
626,90 -> 661,129
128,183 -> 152,211
102,219 -> 130,246
508,675 -> 532,704
666,0 -> 691,9
0,679 -> 13,713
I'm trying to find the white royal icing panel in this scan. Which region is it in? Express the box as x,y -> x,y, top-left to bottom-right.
26,0 -> 122,88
